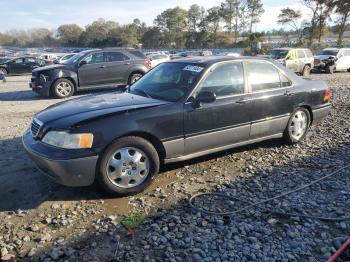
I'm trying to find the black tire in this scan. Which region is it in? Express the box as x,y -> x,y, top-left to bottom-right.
326,65 -> 334,74
97,136 -> 160,196
0,67 -> 8,76
128,73 -> 144,85
283,108 -> 310,145
347,68 -> 350,73
52,78 -> 74,98
302,65 -> 311,76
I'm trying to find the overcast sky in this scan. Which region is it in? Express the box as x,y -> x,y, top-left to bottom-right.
1,0 -> 308,32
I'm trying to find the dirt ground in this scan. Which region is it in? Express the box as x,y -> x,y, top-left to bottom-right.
0,73 -> 349,261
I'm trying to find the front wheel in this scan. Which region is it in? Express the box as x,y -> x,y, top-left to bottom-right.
97,136 -> 160,196
302,65 -> 311,76
52,79 -> 74,98
283,108 -> 310,144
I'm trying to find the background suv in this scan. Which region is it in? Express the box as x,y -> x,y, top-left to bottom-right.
314,48 -> 350,74
30,48 -> 151,98
267,48 -> 314,76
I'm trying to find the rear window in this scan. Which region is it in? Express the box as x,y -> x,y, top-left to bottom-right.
247,62 -> 281,91
343,50 -> 350,56
304,49 -> 313,58
129,51 -> 146,59
104,52 -> 130,62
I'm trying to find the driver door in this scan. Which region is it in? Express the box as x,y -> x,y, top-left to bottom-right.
285,50 -> 298,72
184,62 -> 251,155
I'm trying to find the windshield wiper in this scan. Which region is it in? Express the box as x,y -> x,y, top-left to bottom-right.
133,88 -> 152,98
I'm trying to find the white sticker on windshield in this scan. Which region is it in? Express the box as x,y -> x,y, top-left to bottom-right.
183,65 -> 204,73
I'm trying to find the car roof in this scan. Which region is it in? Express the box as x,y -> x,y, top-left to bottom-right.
102,47 -> 135,51
168,56 -> 272,66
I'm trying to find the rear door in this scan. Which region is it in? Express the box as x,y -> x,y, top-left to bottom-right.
184,61 -> 251,154
78,52 -> 109,86
246,61 -> 295,139
103,51 -> 130,84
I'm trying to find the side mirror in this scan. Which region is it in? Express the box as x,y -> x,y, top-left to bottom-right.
194,91 -> 216,107
79,60 -> 87,67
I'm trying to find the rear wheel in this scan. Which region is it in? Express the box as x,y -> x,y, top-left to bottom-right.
97,136 -> 159,196
52,78 -> 74,98
283,108 -> 310,144
128,73 -> 144,85
347,68 -> 350,73
0,68 -> 8,76
302,65 -> 311,76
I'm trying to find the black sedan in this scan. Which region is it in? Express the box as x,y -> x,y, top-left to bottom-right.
23,57 -> 331,195
0,56 -> 46,76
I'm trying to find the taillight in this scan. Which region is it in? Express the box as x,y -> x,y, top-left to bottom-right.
323,88 -> 331,102
145,59 -> 152,69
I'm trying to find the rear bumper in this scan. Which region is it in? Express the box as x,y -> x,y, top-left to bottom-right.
23,130 -> 98,187
312,104 -> 331,125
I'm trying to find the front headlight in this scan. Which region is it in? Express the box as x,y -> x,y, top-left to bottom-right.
42,131 -> 94,149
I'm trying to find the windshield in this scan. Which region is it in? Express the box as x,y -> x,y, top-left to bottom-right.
63,52 -> 86,65
269,49 -> 289,58
318,50 -> 338,56
129,62 -> 205,102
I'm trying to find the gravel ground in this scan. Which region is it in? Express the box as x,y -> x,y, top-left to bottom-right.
0,73 -> 349,261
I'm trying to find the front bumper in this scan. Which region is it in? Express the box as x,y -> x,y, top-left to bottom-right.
23,130 -> 98,187
312,104 -> 331,125
29,76 -> 52,97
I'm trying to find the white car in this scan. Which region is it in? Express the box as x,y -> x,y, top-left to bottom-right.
314,48 -> 350,73
148,54 -> 170,67
54,53 -> 77,64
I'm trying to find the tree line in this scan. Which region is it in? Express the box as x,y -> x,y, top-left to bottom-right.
0,0 -> 349,49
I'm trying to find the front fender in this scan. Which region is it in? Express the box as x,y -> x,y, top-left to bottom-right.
52,69 -> 78,88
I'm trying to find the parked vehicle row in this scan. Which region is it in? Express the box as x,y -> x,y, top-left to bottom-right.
265,47 -> 350,75
23,56 -> 331,195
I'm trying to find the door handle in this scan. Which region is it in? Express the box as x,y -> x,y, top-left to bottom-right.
284,90 -> 293,96
124,62 -> 130,65
100,65 -> 106,68
236,98 -> 248,104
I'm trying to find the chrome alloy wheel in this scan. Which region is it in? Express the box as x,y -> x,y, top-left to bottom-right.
106,147 -> 150,188
289,111 -> 308,141
56,81 -> 72,97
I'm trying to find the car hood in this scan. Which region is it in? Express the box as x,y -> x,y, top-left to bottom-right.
314,55 -> 336,60
32,64 -> 69,72
36,92 -> 169,128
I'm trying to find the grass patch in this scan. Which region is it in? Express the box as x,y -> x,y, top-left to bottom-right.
121,212 -> 147,230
